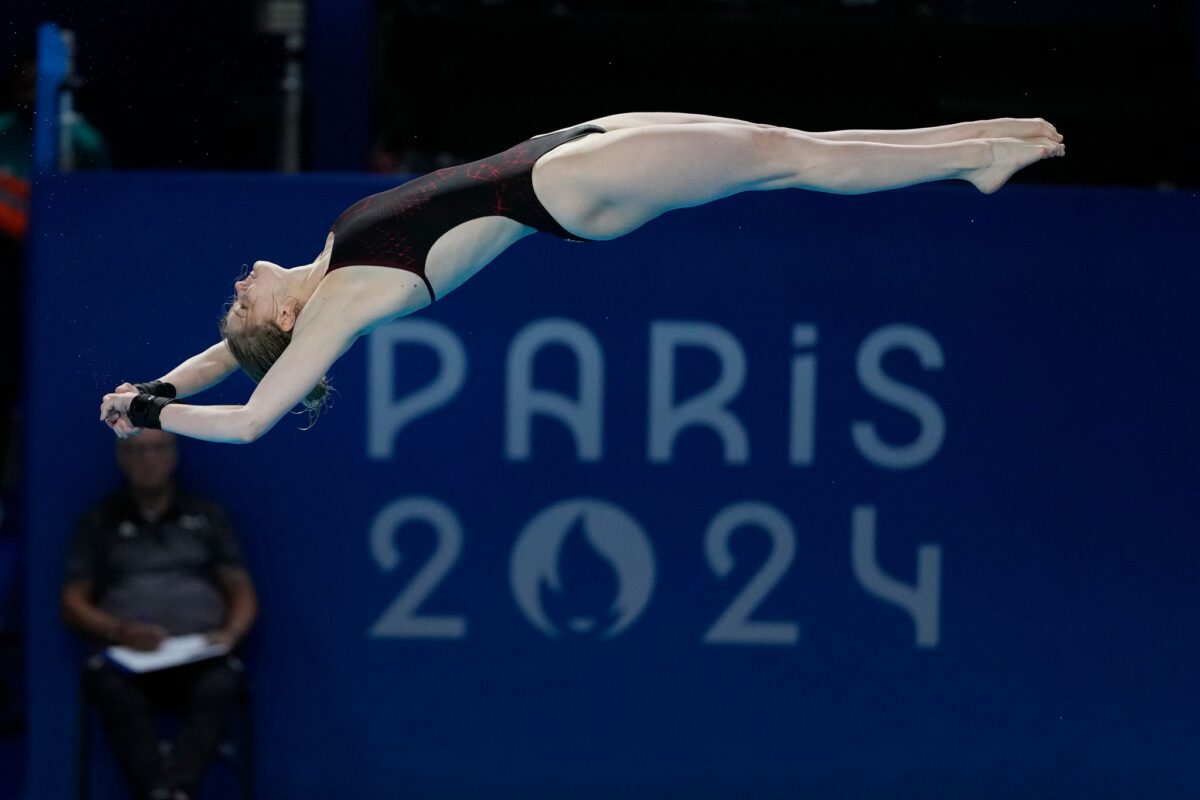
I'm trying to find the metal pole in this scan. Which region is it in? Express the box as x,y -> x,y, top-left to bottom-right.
257,0 -> 307,173
57,29 -> 77,172
280,31 -> 305,174
33,23 -> 68,175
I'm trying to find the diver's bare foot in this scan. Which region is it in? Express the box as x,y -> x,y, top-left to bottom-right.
971,117 -> 1063,143
965,137 -> 1066,194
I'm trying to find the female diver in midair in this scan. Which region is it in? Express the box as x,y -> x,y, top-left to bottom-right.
100,111 -> 1065,442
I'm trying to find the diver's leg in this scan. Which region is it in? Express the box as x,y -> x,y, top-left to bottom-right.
801,118 -> 1061,145
582,112 -> 1062,146
533,122 -> 1063,239
582,111 -> 777,132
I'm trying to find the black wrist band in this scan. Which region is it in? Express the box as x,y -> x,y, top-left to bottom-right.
128,394 -> 177,429
133,380 -> 177,398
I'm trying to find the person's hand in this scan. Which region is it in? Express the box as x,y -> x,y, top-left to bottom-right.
118,621 -> 168,652
100,391 -> 140,438
205,628 -> 241,651
109,383 -> 145,438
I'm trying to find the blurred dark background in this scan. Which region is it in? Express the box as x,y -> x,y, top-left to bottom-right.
1,0 -> 1196,186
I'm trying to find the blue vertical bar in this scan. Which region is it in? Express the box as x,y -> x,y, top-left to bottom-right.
307,0 -> 373,171
28,25 -> 67,795
33,22 -> 67,174
28,24 -> 70,800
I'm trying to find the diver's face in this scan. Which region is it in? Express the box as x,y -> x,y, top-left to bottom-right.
228,261 -> 287,331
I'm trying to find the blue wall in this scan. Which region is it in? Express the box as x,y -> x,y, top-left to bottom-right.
25,173 -> 1200,798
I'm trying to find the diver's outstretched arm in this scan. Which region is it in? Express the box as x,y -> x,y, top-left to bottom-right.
132,340 -> 239,398
108,340 -> 241,437
103,314 -> 361,444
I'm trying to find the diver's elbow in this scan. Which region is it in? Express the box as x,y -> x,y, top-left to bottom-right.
236,408 -> 271,444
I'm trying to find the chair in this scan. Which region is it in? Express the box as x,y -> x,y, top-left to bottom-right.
76,655 -> 252,800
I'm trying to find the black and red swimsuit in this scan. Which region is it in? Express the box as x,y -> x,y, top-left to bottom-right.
326,124 -> 605,302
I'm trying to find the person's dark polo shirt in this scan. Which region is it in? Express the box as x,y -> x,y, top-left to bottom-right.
67,491 -> 245,637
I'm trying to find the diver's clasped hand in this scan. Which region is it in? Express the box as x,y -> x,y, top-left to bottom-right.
100,388 -> 141,439
101,380 -> 181,437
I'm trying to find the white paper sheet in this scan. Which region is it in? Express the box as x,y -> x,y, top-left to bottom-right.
105,634 -> 229,673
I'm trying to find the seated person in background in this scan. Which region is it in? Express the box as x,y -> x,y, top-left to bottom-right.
61,430 -> 257,800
